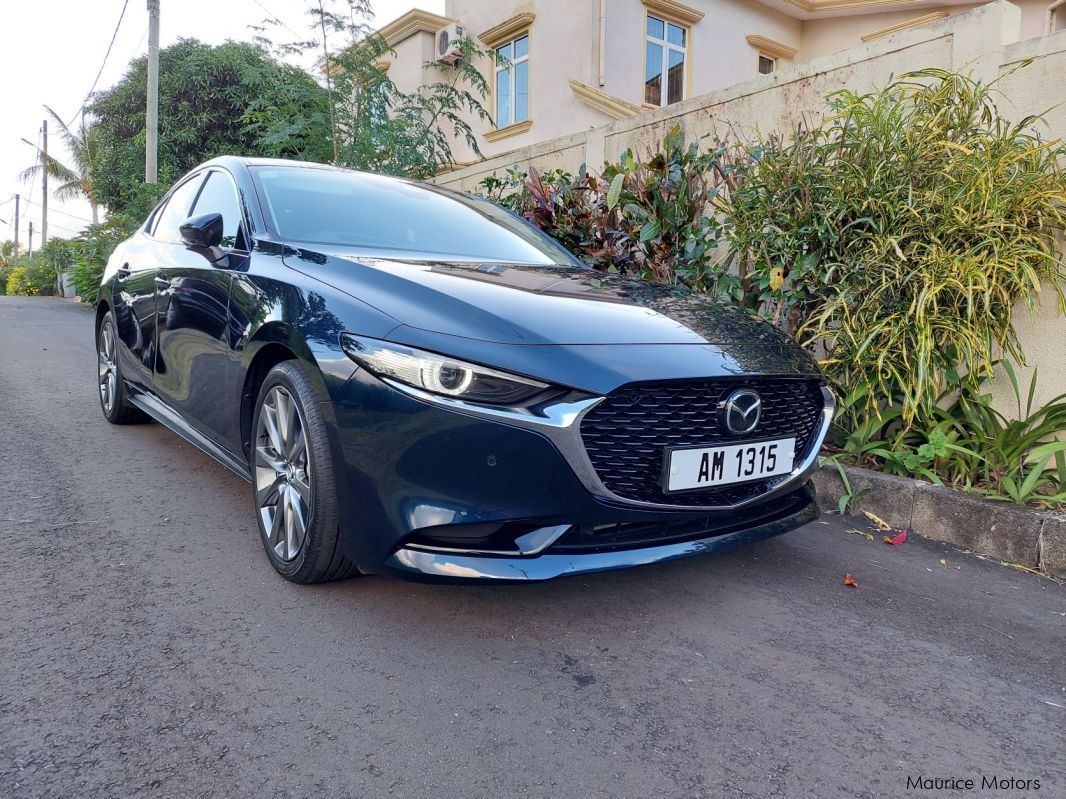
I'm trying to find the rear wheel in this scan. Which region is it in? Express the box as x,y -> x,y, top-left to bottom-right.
96,310 -> 147,425
251,361 -> 359,583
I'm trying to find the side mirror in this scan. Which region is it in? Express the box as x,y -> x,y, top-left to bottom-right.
179,213 -> 228,265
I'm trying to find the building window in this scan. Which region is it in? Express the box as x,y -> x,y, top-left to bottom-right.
495,34 -> 529,128
645,15 -> 686,107
758,54 -> 775,75
355,71 -> 391,132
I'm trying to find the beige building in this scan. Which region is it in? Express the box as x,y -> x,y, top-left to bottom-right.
373,0 -> 1063,164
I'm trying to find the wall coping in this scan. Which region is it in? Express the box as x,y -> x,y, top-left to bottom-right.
1002,27 -> 1066,64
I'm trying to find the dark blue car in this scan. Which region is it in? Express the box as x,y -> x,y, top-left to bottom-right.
95,157 -> 833,584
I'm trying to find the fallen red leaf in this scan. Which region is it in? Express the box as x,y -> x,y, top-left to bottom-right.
843,573 -> 858,588
883,529 -> 908,546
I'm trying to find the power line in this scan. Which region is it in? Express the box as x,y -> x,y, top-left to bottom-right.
250,0 -> 302,37
19,197 -> 94,225
133,22 -> 149,55
0,214 -> 78,237
35,219 -> 80,236
68,0 -> 131,126
21,215 -> 79,236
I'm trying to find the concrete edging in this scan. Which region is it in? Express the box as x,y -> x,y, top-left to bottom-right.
811,463 -> 1065,577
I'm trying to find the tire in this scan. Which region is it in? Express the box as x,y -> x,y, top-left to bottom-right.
96,309 -> 148,425
250,360 -> 359,583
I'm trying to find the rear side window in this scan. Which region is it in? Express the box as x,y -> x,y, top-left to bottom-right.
249,166 -> 578,265
152,174 -> 205,242
190,170 -> 245,250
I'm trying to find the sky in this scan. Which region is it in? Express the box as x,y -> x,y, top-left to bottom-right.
0,0 -> 444,249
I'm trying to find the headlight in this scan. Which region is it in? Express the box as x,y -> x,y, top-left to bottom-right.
340,334 -> 551,406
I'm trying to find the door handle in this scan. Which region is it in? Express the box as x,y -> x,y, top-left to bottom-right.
116,264 -> 131,280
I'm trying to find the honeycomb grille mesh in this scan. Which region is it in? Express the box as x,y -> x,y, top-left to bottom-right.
579,378 -> 826,507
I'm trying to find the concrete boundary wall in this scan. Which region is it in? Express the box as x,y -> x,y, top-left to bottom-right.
436,2 -> 1066,414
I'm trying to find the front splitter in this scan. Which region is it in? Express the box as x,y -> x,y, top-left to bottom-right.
384,498 -> 818,583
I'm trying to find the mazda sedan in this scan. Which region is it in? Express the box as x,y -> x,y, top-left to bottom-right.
95,157 -> 833,583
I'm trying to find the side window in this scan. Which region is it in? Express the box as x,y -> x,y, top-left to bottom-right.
190,171 -> 245,250
152,175 -> 205,242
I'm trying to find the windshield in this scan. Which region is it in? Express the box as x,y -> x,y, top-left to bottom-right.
249,165 -> 578,265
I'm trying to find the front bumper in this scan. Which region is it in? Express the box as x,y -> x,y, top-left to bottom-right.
384,488 -> 818,583
329,367 -> 826,581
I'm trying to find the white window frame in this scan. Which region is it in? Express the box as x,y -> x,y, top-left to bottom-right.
645,14 -> 687,108
758,54 -> 776,75
494,34 -> 530,128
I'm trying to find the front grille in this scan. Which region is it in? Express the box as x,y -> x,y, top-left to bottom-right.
579,378 -> 826,507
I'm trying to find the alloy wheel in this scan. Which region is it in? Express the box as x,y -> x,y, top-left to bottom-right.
255,386 -> 312,562
98,318 -> 118,413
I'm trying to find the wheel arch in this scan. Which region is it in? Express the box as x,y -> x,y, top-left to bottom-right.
95,297 -> 111,329
239,323 -> 329,458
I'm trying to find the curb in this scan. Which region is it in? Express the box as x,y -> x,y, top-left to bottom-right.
811,463 -> 1065,577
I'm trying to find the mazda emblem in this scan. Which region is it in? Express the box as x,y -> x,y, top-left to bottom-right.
722,389 -> 762,434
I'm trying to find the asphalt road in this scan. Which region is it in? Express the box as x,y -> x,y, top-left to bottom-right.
1,296 -> 1063,799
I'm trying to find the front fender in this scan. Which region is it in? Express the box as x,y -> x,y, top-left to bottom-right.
243,321 -> 355,403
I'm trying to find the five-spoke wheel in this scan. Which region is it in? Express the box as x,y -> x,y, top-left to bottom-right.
250,361 -> 358,583
98,316 -> 118,414
96,310 -> 145,425
255,386 -> 312,562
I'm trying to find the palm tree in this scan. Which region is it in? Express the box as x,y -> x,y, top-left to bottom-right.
20,106 -> 101,225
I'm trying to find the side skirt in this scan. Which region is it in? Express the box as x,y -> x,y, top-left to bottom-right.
126,386 -> 252,483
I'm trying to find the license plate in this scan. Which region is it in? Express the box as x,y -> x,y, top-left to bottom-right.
664,438 -> 796,493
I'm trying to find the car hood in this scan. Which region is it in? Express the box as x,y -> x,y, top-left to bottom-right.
282,247 -> 797,348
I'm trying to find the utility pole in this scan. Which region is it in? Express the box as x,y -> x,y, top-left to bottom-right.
41,119 -> 48,244
28,222 -> 33,255
13,194 -> 19,257
146,0 -> 160,183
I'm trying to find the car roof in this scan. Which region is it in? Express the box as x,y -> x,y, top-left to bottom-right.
199,155 -> 372,175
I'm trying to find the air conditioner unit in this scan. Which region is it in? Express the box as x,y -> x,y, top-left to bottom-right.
437,22 -> 467,63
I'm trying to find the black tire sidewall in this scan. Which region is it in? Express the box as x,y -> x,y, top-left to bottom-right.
97,310 -> 126,423
250,361 -> 341,582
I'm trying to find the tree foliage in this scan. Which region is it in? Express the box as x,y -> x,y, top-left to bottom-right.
249,0 -> 493,179
89,39 -> 325,214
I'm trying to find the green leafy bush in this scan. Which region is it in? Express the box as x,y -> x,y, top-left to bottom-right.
71,262 -> 105,304
71,215 -> 143,304
477,125 -> 725,284
724,69 -> 1066,422
5,258 -> 56,296
4,267 -> 27,295
827,364 -> 1066,507
479,166 -> 633,272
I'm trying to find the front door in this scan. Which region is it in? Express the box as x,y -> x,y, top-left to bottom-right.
110,174 -> 204,389
109,236 -> 159,390
154,169 -> 249,451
